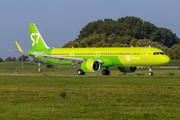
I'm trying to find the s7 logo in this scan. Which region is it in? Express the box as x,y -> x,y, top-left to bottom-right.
31,33 -> 40,46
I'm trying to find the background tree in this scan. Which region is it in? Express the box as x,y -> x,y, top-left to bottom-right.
129,38 -> 138,46
6,57 -> 12,61
62,41 -> 73,48
170,44 -> 180,59
62,16 -> 180,59
0,58 -> 3,62
12,57 -> 16,62
107,33 -> 116,44
74,16 -> 179,47
18,55 -> 29,61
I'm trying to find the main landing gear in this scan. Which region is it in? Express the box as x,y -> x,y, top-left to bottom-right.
77,68 -> 110,75
102,67 -> 110,75
77,69 -> 85,75
148,67 -> 154,76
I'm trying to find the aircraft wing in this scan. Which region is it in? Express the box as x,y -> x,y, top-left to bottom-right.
9,50 -> 103,65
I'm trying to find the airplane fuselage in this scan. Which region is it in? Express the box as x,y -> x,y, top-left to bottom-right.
27,47 -> 170,67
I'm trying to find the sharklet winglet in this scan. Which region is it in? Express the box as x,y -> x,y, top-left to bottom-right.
15,41 -> 23,52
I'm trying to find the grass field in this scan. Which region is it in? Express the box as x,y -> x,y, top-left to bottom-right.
0,61 -> 47,69
0,68 -> 180,119
0,67 -> 180,76
164,60 -> 180,66
0,60 -> 180,69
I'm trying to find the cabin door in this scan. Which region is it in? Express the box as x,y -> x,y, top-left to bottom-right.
94,51 -> 100,58
143,49 -> 149,60
71,51 -> 75,58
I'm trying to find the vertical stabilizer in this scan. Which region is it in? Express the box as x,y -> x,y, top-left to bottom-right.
29,23 -> 49,50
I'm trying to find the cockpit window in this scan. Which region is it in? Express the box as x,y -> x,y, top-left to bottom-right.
153,52 -> 165,55
159,52 -> 164,55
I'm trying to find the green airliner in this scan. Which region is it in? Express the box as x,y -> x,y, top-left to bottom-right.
11,23 -> 170,76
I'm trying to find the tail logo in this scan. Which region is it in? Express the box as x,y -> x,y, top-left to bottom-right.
31,33 -> 40,46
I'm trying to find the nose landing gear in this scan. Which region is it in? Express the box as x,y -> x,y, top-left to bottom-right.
148,67 -> 154,76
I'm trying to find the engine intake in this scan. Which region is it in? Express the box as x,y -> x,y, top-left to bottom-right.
81,60 -> 100,72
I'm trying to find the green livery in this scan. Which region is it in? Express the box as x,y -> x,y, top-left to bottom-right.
29,23 -> 49,50
12,23 -> 170,76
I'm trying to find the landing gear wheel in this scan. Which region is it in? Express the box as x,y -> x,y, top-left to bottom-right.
102,70 -> 110,75
149,72 -> 154,76
77,69 -> 85,75
82,71 -> 85,75
102,70 -> 106,75
106,70 -> 110,75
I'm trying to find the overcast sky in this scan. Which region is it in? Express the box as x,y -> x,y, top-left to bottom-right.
0,0 -> 180,60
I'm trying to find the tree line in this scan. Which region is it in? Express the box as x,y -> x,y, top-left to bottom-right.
0,55 -> 29,62
63,16 -> 180,59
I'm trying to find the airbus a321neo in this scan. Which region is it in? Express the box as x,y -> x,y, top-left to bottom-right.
11,23 -> 170,76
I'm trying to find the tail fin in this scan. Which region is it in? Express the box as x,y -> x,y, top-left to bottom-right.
29,23 -> 49,50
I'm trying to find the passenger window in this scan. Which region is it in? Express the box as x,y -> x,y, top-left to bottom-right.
156,52 -> 159,55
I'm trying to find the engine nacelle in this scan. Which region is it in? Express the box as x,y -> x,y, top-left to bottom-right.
81,60 -> 100,72
118,67 -> 137,73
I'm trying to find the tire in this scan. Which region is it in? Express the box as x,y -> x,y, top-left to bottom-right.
77,69 -> 83,75
148,72 -> 154,76
102,70 -> 106,75
82,71 -> 86,75
102,70 -> 110,75
106,70 -> 110,75
77,69 -> 85,75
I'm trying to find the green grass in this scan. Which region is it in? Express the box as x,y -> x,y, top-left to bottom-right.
0,67 -> 180,76
164,60 -> 180,66
0,61 -> 48,69
0,68 -> 180,119
0,73 -> 180,119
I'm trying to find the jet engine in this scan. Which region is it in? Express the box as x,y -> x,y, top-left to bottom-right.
118,67 -> 137,73
81,60 -> 100,72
